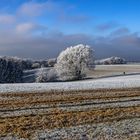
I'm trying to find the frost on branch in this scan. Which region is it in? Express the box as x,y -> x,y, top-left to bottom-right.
36,68 -> 57,82
36,68 -> 48,83
95,56 -> 127,65
55,44 -> 95,81
0,56 -> 23,83
47,58 -> 57,67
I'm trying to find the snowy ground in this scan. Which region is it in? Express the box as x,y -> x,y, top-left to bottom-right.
22,64 -> 140,83
0,74 -> 140,93
89,64 -> 140,78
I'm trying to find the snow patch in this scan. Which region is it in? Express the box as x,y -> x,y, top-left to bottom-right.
0,74 -> 140,93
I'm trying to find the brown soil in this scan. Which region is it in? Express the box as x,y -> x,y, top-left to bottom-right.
0,88 -> 140,138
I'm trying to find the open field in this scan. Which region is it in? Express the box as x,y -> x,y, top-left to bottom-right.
0,88 -> 140,139
88,64 -> 140,78
0,74 -> 140,93
22,64 -> 140,83
0,65 -> 140,139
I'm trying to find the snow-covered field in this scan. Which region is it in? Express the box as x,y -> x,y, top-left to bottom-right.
0,74 -> 140,93
1,68 -> 140,139
89,64 -> 140,78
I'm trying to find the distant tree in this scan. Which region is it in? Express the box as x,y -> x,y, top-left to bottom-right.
20,59 -> 33,70
0,56 -> 23,83
47,58 -> 57,67
95,56 -> 127,65
31,63 -> 41,69
55,44 -> 95,81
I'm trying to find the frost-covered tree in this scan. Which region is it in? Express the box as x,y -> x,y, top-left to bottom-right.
47,69 -> 57,82
31,63 -> 41,69
95,56 -> 127,65
0,56 -> 23,83
47,58 -> 57,67
36,68 -> 57,82
55,44 -> 94,81
36,68 -> 48,82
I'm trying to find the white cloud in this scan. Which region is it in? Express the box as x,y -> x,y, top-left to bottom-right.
0,14 -> 15,24
18,1 -> 55,17
16,23 -> 36,33
0,28 -> 139,61
16,22 -> 47,34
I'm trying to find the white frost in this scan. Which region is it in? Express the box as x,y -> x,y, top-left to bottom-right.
0,74 -> 140,93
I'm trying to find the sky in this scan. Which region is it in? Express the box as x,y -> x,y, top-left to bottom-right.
0,0 -> 140,61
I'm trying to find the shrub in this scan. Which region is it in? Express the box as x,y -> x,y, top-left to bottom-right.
36,68 -> 48,82
55,44 -> 94,81
47,69 -> 57,82
36,68 -> 57,82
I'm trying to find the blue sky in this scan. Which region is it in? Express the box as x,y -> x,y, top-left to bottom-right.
0,0 -> 140,61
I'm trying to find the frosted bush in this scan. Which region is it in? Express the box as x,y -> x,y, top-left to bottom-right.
47,69 -> 57,82
36,68 -> 48,82
36,68 -> 57,82
55,44 -> 94,81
